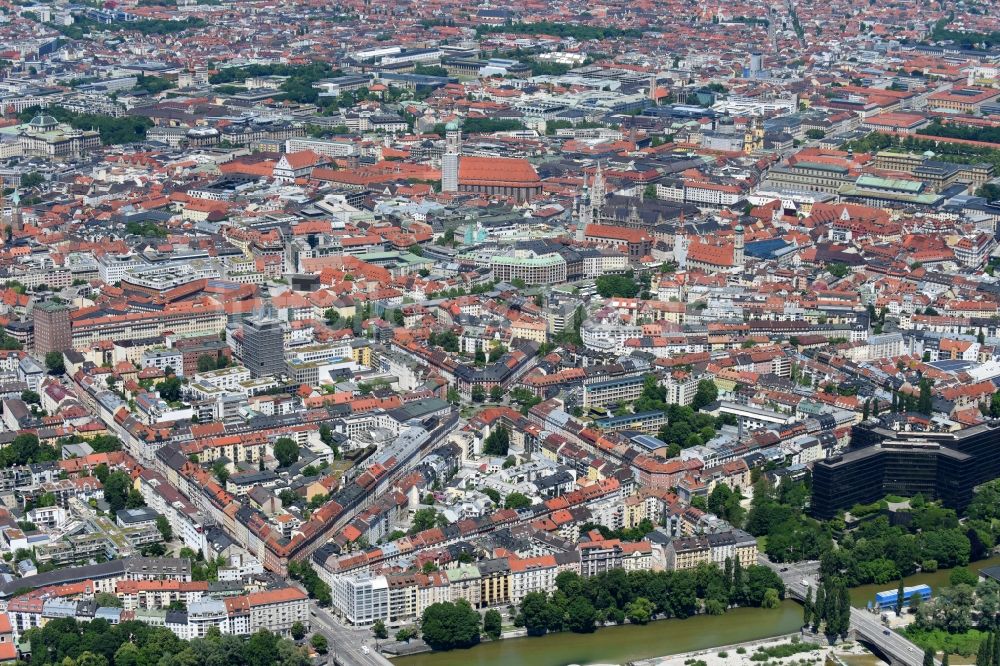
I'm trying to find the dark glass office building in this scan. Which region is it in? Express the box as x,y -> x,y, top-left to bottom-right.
811,421 -> 1000,519
242,312 -> 285,379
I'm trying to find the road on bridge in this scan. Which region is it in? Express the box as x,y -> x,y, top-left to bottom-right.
758,555 -> 931,666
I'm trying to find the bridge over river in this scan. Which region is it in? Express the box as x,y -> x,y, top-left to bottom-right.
765,558 -> 933,666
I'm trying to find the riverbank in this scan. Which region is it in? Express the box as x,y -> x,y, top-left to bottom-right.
384,627 -> 530,657
392,600 -> 803,666
636,635 -> 874,666
393,555 -> 1000,666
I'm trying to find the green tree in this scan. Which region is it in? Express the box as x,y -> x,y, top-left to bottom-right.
0,433 -> 60,467
213,460 -> 230,485
488,344 -> 508,363
625,596 -> 655,624
510,386 -> 543,414
917,583 -> 975,633
21,171 -> 44,189
246,629 -> 280,666
95,591 -> 122,607
45,351 -> 65,375
950,567 -> 978,587
813,585 -> 827,632
918,528 -> 971,568
156,514 -> 172,541
483,426 -> 510,456
420,600 -> 481,650
126,488 -> 145,509
291,621 -> 306,640
103,471 -> 132,512
114,642 -> 142,666
917,378 -> 933,415
504,492 -> 531,510
708,483 -> 745,526
838,584 -> 851,634
319,424 -> 338,458
566,596 -> 597,633
471,385 -> 486,403
827,263 -> 850,278
595,272 -> 640,298
519,592 -> 552,636
483,608 -> 503,639
90,435 -> 122,453
395,627 -> 418,643
409,508 -> 439,535
372,619 -> 388,639
76,651 -> 109,666
155,375 -> 182,402
692,379 -> 718,410
273,438 -> 300,468
310,633 -> 328,654
976,632 -> 993,666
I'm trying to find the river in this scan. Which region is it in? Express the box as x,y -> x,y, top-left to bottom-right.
393,556 -> 1000,666
848,555 -> 1000,608
393,600 -> 803,666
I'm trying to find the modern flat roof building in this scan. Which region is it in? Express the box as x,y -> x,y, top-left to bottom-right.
242,311 -> 285,379
812,421 -> 1000,518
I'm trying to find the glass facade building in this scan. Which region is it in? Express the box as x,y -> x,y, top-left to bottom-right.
812,421 -> 1000,518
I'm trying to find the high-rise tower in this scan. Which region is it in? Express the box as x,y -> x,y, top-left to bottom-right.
33,300 -> 72,355
590,162 -> 605,221
9,189 -> 21,234
442,121 -> 461,193
242,309 -> 285,379
575,174 -> 591,241
734,224 -> 745,267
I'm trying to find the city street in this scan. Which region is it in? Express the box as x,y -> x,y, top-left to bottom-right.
309,602 -> 393,666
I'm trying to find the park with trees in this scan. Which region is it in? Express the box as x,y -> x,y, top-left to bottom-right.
25,617 -> 311,666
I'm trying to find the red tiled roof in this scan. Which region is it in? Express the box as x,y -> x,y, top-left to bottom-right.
459,156 -> 539,185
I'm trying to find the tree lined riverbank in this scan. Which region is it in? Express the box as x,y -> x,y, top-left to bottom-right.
393,601 -> 803,666
394,555 -> 1000,666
